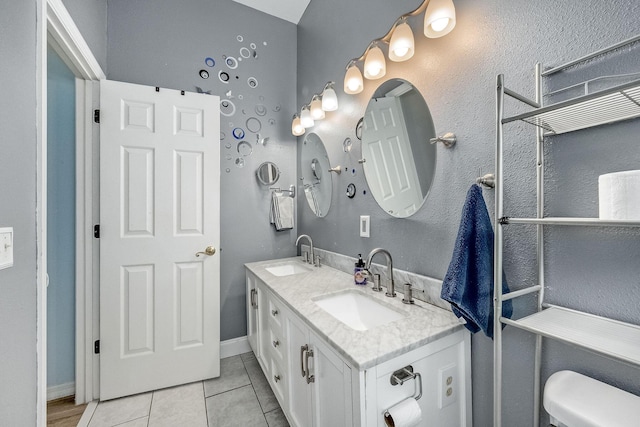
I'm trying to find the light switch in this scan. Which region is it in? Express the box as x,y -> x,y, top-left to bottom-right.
0,227 -> 14,270
359,216 -> 370,238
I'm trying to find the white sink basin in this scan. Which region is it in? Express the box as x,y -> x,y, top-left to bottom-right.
265,262 -> 313,277
313,291 -> 406,331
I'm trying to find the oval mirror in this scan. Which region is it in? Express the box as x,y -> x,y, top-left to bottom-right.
256,161 -> 280,185
361,79 -> 436,218
300,133 -> 332,217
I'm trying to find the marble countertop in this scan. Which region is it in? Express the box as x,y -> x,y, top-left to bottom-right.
245,257 -> 463,370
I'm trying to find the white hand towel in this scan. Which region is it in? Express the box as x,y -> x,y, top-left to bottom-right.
270,193 -> 294,230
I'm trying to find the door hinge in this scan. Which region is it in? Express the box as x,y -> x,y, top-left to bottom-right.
94,224 -> 100,238
93,109 -> 100,123
94,340 -> 100,354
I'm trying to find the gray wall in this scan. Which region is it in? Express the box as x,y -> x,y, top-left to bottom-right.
0,1 -> 39,424
296,0 -> 640,425
107,0 -> 298,341
62,0 -> 108,72
47,45 -> 77,390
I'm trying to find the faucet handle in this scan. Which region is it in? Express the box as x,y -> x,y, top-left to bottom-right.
314,255 -> 321,267
402,283 -> 414,304
301,250 -> 309,263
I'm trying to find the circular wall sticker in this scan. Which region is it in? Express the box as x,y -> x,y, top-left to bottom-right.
240,47 -> 251,59
220,131 -> 226,140
225,57 -> 238,69
199,69 -> 209,79
220,99 -> 236,117
250,43 -> 257,49
247,77 -> 258,88
237,140 -> 253,156
218,70 -> 230,83
255,105 -> 267,116
205,57 -> 215,67
246,117 -> 262,133
232,127 -> 245,139
237,35 -> 244,42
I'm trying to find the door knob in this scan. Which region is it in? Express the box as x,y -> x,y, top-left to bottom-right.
195,246 -> 216,257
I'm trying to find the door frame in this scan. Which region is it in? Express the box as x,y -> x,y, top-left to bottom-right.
39,0 -> 105,421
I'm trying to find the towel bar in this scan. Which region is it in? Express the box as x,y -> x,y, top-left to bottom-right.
270,184 -> 296,198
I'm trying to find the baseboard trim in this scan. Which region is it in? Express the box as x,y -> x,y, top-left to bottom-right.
221,336 -> 251,359
47,382 -> 75,401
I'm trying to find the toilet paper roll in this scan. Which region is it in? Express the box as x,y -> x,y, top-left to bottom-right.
384,398 -> 422,427
598,170 -> 640,220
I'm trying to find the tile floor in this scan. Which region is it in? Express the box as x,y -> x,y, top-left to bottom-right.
85,352 -> 289,427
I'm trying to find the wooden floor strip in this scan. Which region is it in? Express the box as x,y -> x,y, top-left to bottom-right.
47,396 -> 88,426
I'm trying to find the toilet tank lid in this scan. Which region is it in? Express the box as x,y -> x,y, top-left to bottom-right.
543,370 -> 640,427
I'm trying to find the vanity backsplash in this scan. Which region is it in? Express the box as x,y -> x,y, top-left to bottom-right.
301,245 -> 452,312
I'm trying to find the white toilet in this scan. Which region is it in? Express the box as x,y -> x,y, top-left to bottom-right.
543,370 -> 640,427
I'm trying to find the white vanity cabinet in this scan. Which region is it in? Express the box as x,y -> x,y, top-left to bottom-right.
245,265 -> 471,427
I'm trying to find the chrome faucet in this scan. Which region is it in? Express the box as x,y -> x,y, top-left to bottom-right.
295,234 -> 314,264
364,248 -> 396,297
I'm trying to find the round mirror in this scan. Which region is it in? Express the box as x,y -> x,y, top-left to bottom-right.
361,79 -> 436,218
256,161 -> 280,185
300,133 -> 332,217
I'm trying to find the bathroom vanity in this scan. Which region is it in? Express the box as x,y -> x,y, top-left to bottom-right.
245,257 -> 472,427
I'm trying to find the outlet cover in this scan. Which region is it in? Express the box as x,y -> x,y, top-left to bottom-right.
438,363 -> 457,409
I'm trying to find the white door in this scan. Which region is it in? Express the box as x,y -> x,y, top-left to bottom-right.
362,96 -> 423,216
99,80 -> 220,400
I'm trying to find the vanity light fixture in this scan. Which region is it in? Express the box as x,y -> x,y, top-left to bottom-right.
424,0 -> 456,38
344,62 -> 364,94
310,94 -> 326,120
292,114 -> 305,136
291,82 -> 340,135
300,105 -> 315,128
321,82 -> 338,111
363,42 -> 387,80
389,19 -> 415,62
342,0 -> 457,94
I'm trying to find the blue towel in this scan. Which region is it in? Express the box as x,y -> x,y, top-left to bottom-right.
441,184 -> 512,339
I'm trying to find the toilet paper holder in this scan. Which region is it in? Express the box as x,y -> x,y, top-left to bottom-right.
387,364 -> 423,403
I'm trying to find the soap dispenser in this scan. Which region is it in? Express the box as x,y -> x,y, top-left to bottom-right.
354,254 -> 367,285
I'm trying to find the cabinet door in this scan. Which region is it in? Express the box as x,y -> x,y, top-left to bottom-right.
257,283 -> 270,376
286,313 -> 312,427
310,332 -> 353,427
246,272 -> 259,356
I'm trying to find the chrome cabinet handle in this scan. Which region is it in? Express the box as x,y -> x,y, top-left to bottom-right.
195,246 -> 216,257
300,344 -> 308,377
250,289 -> 257,308
273,340 -> 280,348
274,374 -> 281,383
271,309 -> 279,316
305,348 -> 315,384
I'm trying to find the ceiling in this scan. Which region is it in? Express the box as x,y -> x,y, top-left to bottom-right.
232,0 -> 311,24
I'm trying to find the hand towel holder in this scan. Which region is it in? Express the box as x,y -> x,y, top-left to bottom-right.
270,184 -> 296,198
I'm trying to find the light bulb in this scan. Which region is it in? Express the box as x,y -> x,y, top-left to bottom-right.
300,105 -> 314,128
292,115 -> 305,136
430,17 -> 449,32
310,96 -> 325,120
364,44 -> 386,79
424,0 -> 456,38
389,21 -> 415,62
321,83 -> 338,111
343,64 -> 363,94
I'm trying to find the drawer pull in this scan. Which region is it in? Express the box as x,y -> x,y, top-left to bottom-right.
300,345 -> 308,377
274,374 -> 281,383
273,340 -> 280,348
271,309 -> 279,316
